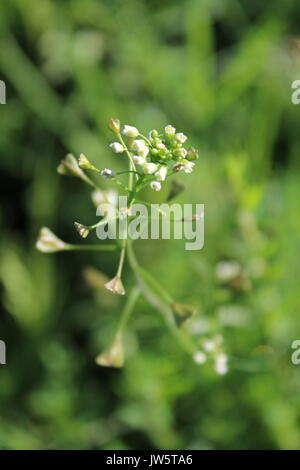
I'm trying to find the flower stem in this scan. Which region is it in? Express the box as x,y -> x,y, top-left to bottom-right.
117,286 -> 140,334
65,244 -> 117,251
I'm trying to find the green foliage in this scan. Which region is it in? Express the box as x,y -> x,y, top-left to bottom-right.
0,0 -> 300,450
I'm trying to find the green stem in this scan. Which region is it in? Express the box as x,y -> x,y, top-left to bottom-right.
126,241 -> 195,355
117,133 -> 138,185
117,286 -> 140,334
65,244 -> 117,252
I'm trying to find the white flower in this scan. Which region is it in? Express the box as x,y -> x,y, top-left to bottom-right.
36,227 -> 67,253
165,125 -> 176,136
203,339 -> 215,352
193,351 -> 207,365
173,161 -> 195,174
101,168 -> 114,178
214,353 -> 228,375
175,148 -> 188,158
155,166 -> 167,181
176,132 -> 187,143
122,125 -> 139,138
143,162 -> 158,174
216,261 -> 241,282
132,139 -> 147,151
182,161 -> 194,173
138,145 -> 149,158
156,143 -> 167,151
91,189 -> 117,207
132,155 -> 146,166
109,142 -> 124,153
150,181 -> 161,191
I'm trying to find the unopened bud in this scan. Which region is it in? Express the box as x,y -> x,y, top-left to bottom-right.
78,153 -> 97,170
57,154 -> 85,179
108,118 -> 121,135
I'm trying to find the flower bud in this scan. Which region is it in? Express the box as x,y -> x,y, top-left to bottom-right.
104,275 -> 125,295
36,227 -> 67,253
150,181 -> 161,191
96,334 -> 124,368
109,142 -> 124,153
171,301 -> 196,325
74,222 -> 90,238
175,132 -> 187,144
174,148 -> 187,158
108,118 -> 121,135
78,153 -> 96,170
57,154 -> 85,179
143,162 -> 158,175
149,129 -> 159,139
122,125 -> 139,138
164,125 -> 176,137
214,353 -> 228,375
100,168 -> 114,178
154,166 -> 167,182
132,155 -> 146,166
186,147 -> 199,161
193,351 -> 207,365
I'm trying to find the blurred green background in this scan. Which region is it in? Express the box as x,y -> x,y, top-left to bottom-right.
1,0 -> 300,450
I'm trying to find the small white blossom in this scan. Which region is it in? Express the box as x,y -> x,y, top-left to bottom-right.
155,166 -> 167,181
176,132 -> 187,143
109,142 -> 124,153
214,353 -> 228,375
132,139 -> 147,151
203,339 -> 216,352
122,125 -> 139,138
183,161 -> 194,173
156,142 -> 168,153
175,148 -> 188,158
137,145 -> 149,158
165,125 -> 176,136
216,261 -> 241,282
132,155 -> 146,166
101,168 -> 114,178
173,161 -> 195,174
143,162 -> 158,174
193,351 -> 207,365
150,181 -> 161,191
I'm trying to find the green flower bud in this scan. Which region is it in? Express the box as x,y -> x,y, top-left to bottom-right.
57,154 -> 86,179
108,118 -> 121,135
186,147 -> 199,161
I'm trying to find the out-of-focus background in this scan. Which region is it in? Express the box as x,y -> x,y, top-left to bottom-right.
0,0 -> 300,450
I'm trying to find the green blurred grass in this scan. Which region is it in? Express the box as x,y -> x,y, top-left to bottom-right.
0,0 -> 300,450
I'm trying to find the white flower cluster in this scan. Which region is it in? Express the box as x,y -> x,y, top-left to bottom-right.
108,123 -> 199,191
193,334 -> 229,375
